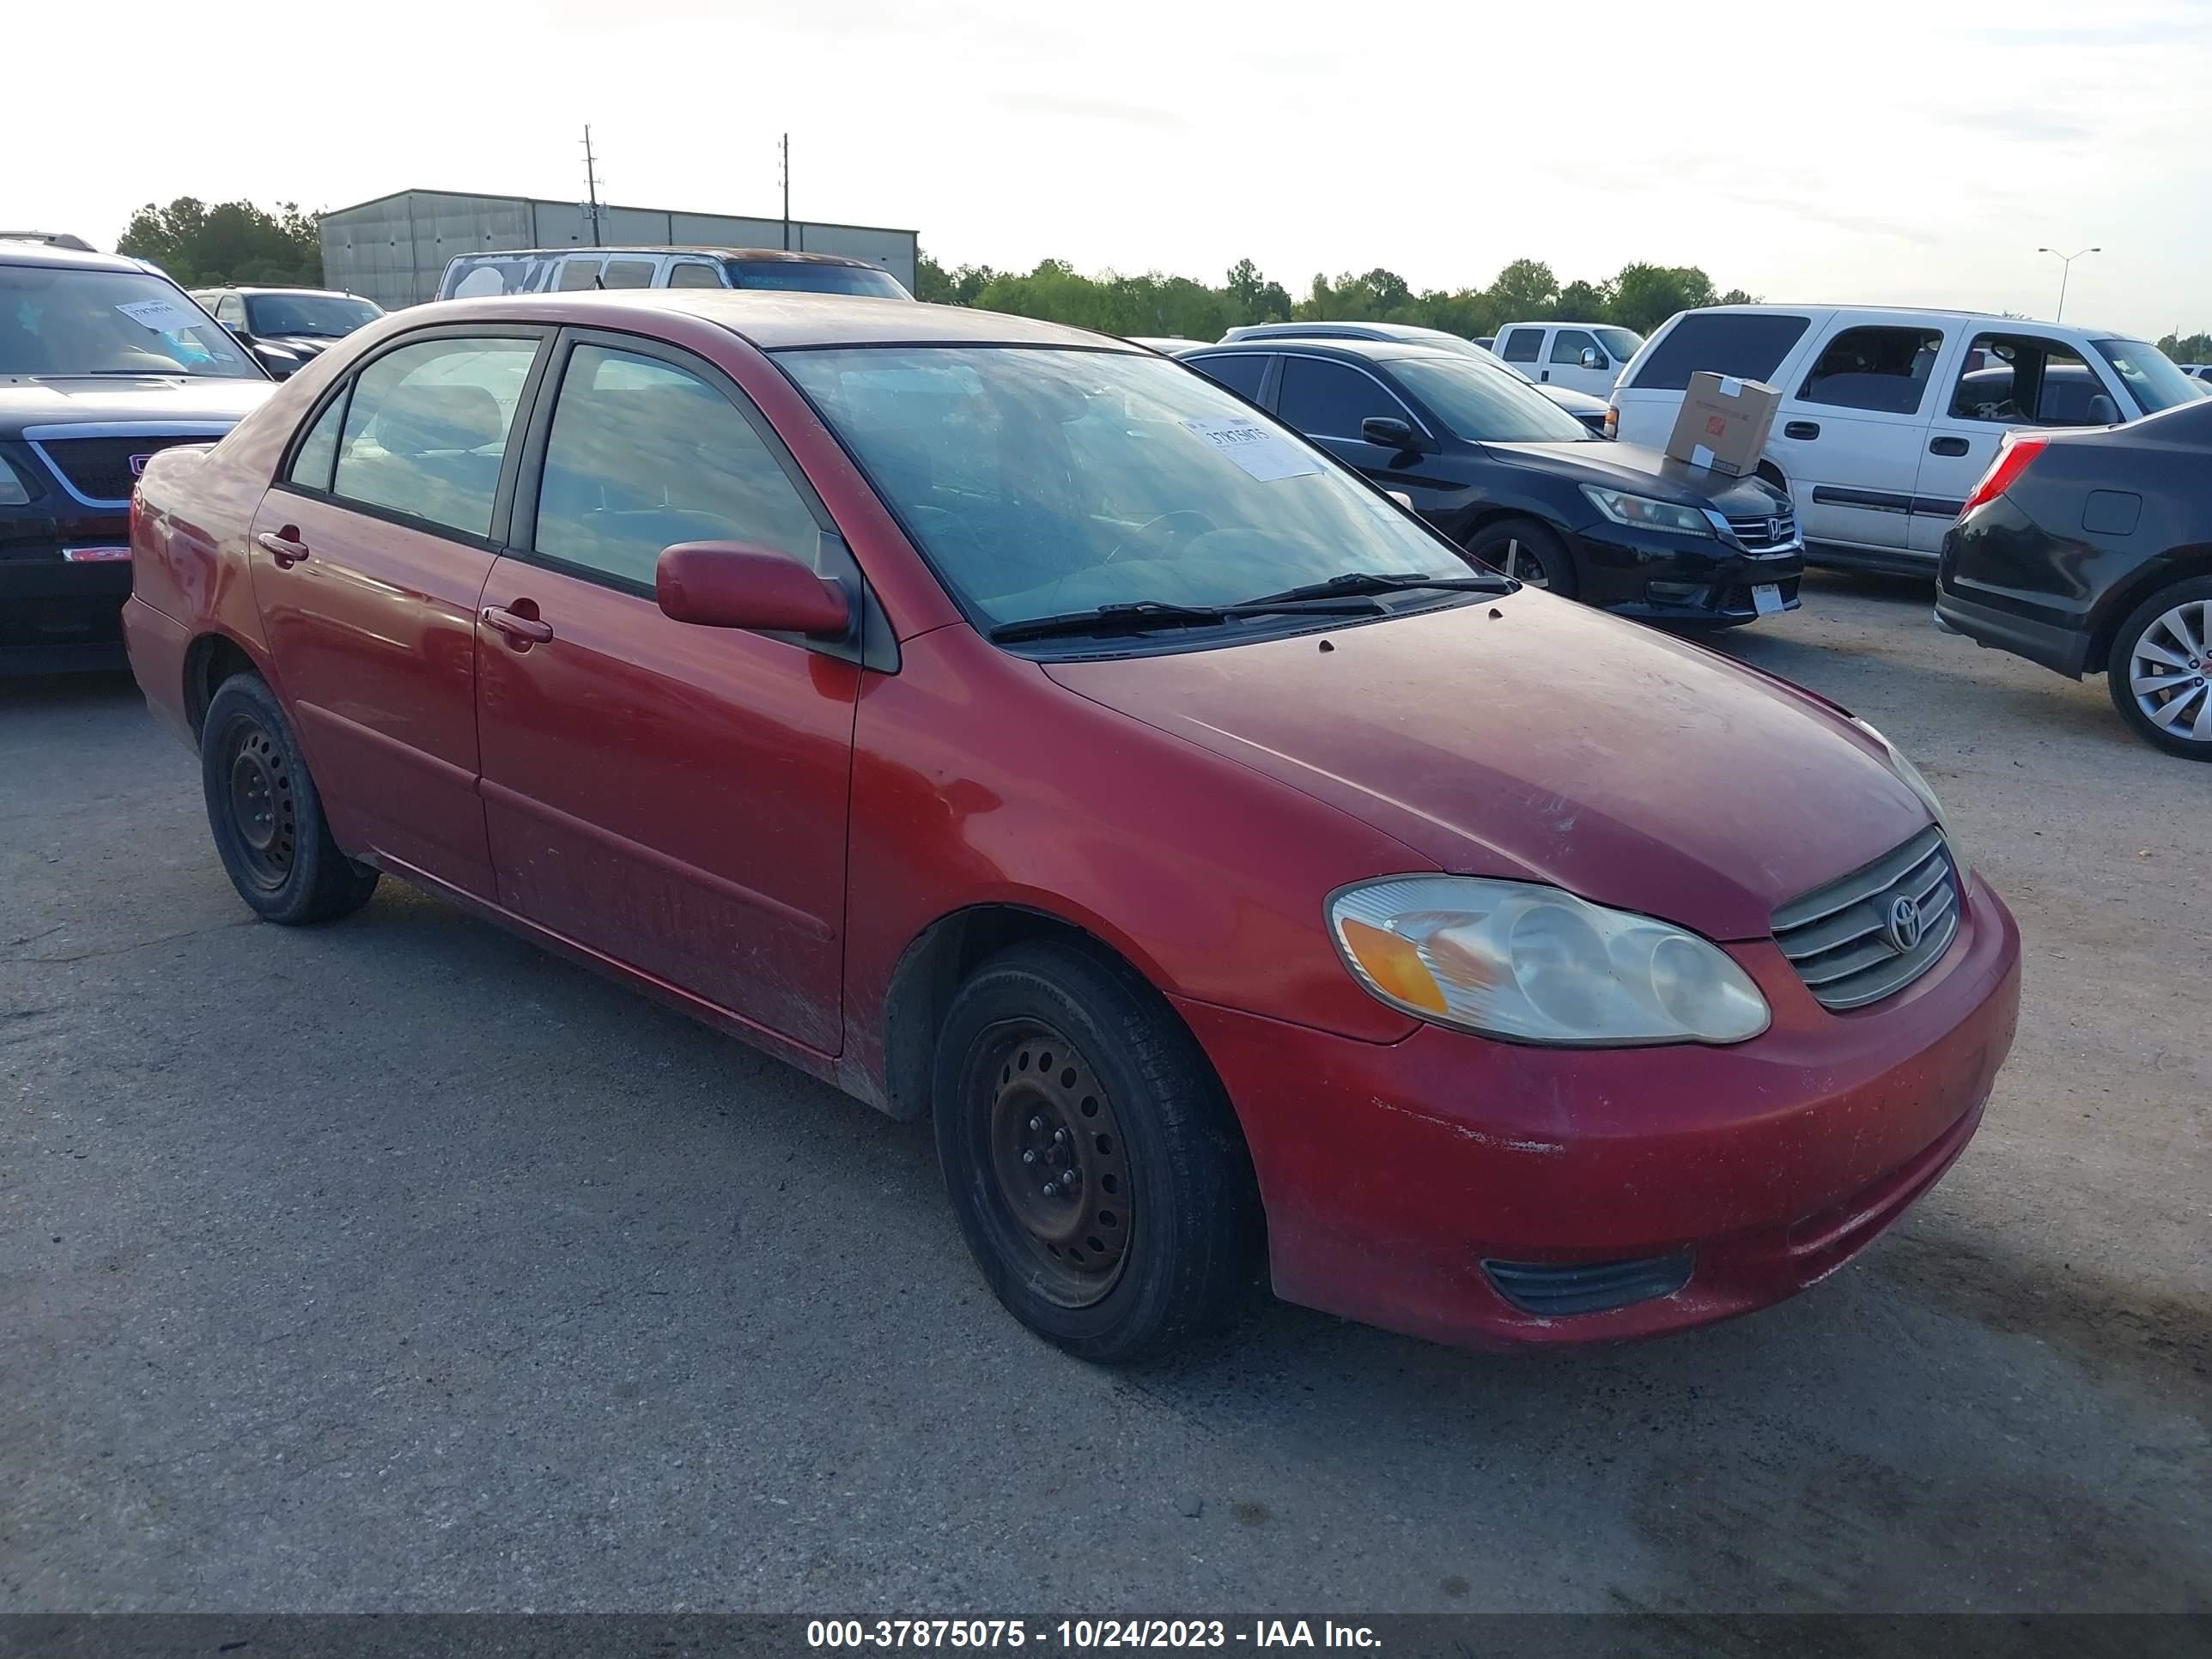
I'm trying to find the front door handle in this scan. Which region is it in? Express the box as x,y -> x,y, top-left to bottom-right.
481,605 -> 554,646
257,528 -> 309,568
1783,421 -> 1820,441
1929,435 -> 1971,457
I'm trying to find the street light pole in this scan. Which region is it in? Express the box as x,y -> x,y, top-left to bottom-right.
2037,246 -> 2100,322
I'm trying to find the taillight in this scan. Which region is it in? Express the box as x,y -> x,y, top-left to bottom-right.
1960,435 -> 2046,517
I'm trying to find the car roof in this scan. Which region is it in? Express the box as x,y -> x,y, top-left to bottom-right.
422,290 -> 1141,351
0,239 -> 156,274
1676,301 -> 2131,336
1193,337 -> 1461,364
453,246 -> 881,269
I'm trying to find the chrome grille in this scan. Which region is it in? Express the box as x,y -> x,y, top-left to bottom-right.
1773,825 -> 1959,1011
1727,507 -> 1799,551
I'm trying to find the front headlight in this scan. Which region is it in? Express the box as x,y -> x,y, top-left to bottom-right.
1580,484 -> 1715,538
0,456 -> 30,507
1329,877 -> 1770,1045
1850,718 -> 1970,876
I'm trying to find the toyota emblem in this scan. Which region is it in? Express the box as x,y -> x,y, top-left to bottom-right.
1883,894 -> 1925,954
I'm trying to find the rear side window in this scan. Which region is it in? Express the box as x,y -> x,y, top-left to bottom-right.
532,343 -> 822,587
1626,312 -> 1811,391
330,336 -> 539,538
1550,328 -> 1599,366
1498,328 -> 1544,363
555,258 -> 604,292
1797,325 -> 1944,414
600,258 -> 658,289
1185,352 -> 1268,400
1274,357 -> 1415,439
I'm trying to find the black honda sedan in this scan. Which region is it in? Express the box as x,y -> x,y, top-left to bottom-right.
1182,338 -> 1802,626
1937,396 -> 2212,759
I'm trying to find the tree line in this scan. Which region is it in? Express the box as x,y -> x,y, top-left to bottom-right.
916,253 -> 1757,341
117,198 -> 324,289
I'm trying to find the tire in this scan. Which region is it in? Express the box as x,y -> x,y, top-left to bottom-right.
1467,516 -> 1578,599
200,674 -> 380,922
932,939 -> 1264,1364
2106,577 -> 2212,760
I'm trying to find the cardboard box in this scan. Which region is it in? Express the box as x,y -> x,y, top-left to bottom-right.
1665,371 -> 1782,477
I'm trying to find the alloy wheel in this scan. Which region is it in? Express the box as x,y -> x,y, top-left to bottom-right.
980,1019 -> 1133,1308
1500,538 -> 1551,589
2128,599 -> 2212,743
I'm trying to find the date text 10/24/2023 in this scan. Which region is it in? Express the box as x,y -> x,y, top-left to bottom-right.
806,1620 -> 1382,1649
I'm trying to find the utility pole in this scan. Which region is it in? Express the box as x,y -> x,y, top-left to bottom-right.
581,125 -> 604,247
2037,245 -> 2099,322
781,132 -> 791,251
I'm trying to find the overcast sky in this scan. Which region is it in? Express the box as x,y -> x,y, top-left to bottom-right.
20,0 -> 2209,338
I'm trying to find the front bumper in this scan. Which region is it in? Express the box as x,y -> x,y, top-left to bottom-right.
0,505 -> 133,674
1572,522 -> 1805,626
1177,872 -> 2021,1351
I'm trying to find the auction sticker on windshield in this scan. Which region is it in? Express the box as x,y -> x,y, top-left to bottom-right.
1181,416 -> 1322,483
115,300 -> 200,334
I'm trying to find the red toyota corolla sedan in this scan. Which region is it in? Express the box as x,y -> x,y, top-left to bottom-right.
123,293 -> 2021,1364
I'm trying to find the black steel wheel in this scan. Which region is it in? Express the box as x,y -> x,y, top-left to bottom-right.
200,673 -> 380,924
933,939 -> 1264,1364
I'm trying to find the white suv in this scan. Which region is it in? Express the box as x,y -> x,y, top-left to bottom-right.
1492,321 -> 1645,396
1608,305 -> 2200,572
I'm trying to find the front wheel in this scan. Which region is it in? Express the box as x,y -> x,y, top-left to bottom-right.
201,674 -> 380,922
2107,578 -> 2212,759
933,940 -> 1264,1364
1466,517 -> 1578,599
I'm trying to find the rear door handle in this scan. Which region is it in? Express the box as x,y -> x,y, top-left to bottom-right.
1783,421 -> 1820,441
481,605 -> 554,645
1929,435 -> 1971,457
257,529 -> 309,568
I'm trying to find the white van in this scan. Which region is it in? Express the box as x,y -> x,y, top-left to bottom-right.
436,246 -> 911,303
1491,321 -> 1645,396
1608,305 -> 2200,572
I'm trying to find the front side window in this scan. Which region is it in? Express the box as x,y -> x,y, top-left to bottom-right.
1626,312 -> 1810,392
215,294 -> 246,327
1594,326 -> 1644,363
1498,328 -> 1544,363
330,336 -> 538,538
287,392 -> 349,492
1949,335 -> 2116,425
1550,328 -> 1600,366
776,346 -> 1470,633
1274,357 -> 1416,439
1185,352 -> 1268,400
1796,325 -> 1943,414
1389,356 -> 1595,444
533,344 -> 822,587
667,261 -> 726,289
244,293 -> 381,337
0,266 -> 259,379
2093,339 -> 2197,414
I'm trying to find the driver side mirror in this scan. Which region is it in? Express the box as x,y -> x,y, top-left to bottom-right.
656,542 -> 851,637
1361,416 -> 1421,452
1579,347 -> 1606,371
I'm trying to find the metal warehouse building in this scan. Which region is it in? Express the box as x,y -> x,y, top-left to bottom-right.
319,188 -> 918,311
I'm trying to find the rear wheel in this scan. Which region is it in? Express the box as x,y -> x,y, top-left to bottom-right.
2107,577 -> 2212,759
1467,516 -> 1578,599
201,675 -> 380,922
933,940 -> 1263,1364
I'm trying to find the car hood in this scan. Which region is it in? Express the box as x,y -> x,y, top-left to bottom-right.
0,374 -> 274,433
1535,385 -> 1609,415
1042,594 -> 1929,941
1488,439 -> 1783,514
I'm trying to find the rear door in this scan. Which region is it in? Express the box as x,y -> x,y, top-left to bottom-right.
1771,319 -> 1948,555
1267,354 -> 1448,513
1497,326 -> 1548,380
474,330 -> 861,1051
247,326 -> 551,898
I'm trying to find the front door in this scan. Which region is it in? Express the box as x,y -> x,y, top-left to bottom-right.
1269,354 -> 1450,516
474,332 -> 860,1052
247,327 -> 549,898
1767,320 -> 1948,556
1545,327 -> 1611,397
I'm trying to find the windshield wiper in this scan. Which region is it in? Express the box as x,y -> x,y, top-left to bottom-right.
1242,570 -> 1518,606
989,596 -> 1380,645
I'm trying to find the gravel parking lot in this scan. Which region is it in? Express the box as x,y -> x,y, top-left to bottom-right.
3,572 -> 2206,1613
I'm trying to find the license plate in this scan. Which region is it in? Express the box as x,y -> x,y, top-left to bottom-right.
1753,582 -> 1786,616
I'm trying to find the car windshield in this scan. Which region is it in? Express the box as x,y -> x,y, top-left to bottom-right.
0,265 -> 260,379
1595,326 -> 1644,362
2093,338 -> 2198,414
245,293 -> 381,337
1384,355 -> 1597,443
730,263 -> 911,298
777,345 -> 1471,632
